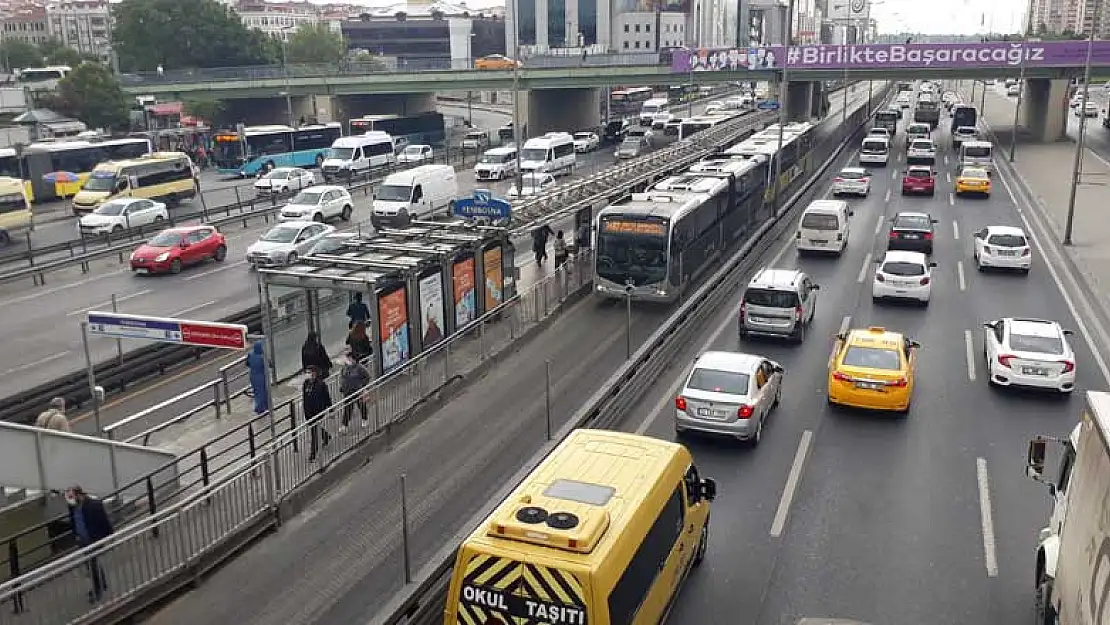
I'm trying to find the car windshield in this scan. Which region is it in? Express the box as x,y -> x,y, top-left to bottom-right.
330,147 -> 355,160
838,170 -> 868,179
82,171 -> 117,192
1010,332 -> 1064,355
521,148 -> 547,161
265,170 -> 291,180
842,346 -> 902,371
909,125 -> 929,134
801,213 -> 839,230
687,368 -> 750,395
291,191 -> 323,205
479,153 -> 509,164
907,169 -> 932,179
403,146 -> 424,155
261,226 -> 300,243
911,140 -> 933,150
619,139 -> 640,150
956,127 -> 977,136
987,233 -> 1027,247
574,133 -> 592,140
93,201 -> 128,216
882,261 -> 925,276
963,168 -> 988,178
465,132 -> 485,140
744,288 -> 799,307
861,140 -> 887,153
894,215 -> 932,230
376,184 -> 412,202
148,231 -> 185,247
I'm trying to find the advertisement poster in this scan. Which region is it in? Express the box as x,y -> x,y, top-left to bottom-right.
418,272 -> 446,348
452,258 -> 477,327
483,246 -> 503,312
378,287 -> 410,373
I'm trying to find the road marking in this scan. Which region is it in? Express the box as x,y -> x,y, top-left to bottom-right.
884,188 -> 891,203
856,251 -> 873,283
957,260 -> 966,291
946,172 -> 952,183
66,290 -> 152,317
976,458 -> 999,577
183,260 -> 248,281
952,220 -> 960,240
170,300 -> 217,317
0,268 -> 131,310
770,430 -> 814,537
949,192 -> 956,206
964,330 -> 977,381
3,351 -> 71,375
891,169 -> 897,179
838,315 -> 852,335
873,215 -> 884,236
943,154 -> 949,165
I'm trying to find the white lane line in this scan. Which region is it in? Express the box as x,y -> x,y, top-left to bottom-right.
66,289 -> 152,317
943,154 -> 949,165
946,172 -> 952,183
884,188 -> 891,203
838,315 -> 852,335
770,430 -> 814,537
976,458 -> 999,577
952,220 -> 960,240
636,221 -> 799,435
3,351 -> 71,375
891,169 -> 897,179
857,251 -> 873,283
0,268 -> 130,310
183,260 -> 248,281
957,260 -> 966,292
873,215 -> 884,236
170,300 -> 217,317
949,192 -> 956,206
964,330 -> 977,381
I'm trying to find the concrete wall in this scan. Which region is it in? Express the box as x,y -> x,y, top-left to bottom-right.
786,81 -> 823,121
1021,78 -> 1069,143
526,87 -> 601,135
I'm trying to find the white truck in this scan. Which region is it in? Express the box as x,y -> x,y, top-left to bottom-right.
1026,390 -> 1110,625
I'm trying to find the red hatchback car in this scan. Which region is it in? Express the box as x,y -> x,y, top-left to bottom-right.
130,225 -> 227,275
901,166 -> 936,196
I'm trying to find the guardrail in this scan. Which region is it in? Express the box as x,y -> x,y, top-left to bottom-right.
0,82 -> 889,623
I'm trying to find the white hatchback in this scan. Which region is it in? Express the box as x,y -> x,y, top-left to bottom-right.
279,185 -> 354,223
983,317 -> 1076,393
872,250 -> 935,305
77,197 -> 168,236
831,167 -> 872,197
254,167 -> 314,194
907,138 -> 937,164
973,225 -> 1032,273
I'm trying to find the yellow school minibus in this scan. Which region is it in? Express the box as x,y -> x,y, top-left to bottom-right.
71,152 -> 197,215
444,429 -> 717,625
0,176 -> 32,246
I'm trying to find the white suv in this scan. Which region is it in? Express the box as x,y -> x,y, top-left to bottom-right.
983,317 -> 1076,393
279,185 -> 354,223
973,225 -> 1032,274
872,250 -> 935,305
907,139 -> 937,164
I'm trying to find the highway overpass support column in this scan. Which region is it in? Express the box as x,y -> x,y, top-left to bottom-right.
785,81 -> 822,121
527,88 -> 601,136
1020,78 -> 1069,142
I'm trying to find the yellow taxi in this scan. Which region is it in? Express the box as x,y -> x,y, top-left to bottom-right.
955,166 -> 992,197
474,54 -> 521,70
827,326 -> 919,413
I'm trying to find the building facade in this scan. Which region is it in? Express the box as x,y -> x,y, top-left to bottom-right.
1,3 -> 49,48
234,1 -> 344,39
45,0 -> 110,61
341,3 -> 505,67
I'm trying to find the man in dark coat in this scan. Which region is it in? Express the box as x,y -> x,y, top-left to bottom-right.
66,485 -> 113,602
303,365 -> 333,462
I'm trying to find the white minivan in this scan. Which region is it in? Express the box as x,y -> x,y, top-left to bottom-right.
519,132 -> 576,176
475,146 -> 519,181
322,131 -> 396,181
796,199 -> 852,255
371,164 -> 458,229
859,136 -> 891,166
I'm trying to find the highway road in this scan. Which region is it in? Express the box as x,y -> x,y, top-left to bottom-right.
989,81 -> 1110,165
136,86 -> 879,625
6,98 -> 733,424
620,112 -> 1107,625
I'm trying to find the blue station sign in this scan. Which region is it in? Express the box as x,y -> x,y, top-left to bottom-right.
453,189 -> 512,222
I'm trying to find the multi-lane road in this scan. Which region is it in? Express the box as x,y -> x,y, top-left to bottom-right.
620,106 -> 1106,625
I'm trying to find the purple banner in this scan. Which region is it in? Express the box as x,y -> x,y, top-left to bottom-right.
671,41 -> 1110,72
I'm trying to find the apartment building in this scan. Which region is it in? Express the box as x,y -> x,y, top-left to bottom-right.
45,0 -> 110,60
235,0 -> 345,39
1,3 -> 49,47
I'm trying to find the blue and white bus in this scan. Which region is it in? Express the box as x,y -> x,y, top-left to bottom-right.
213,123 -> 342,177
348,112 -> 446,148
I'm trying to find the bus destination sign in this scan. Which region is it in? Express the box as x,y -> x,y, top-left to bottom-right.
601,219 -> 666,236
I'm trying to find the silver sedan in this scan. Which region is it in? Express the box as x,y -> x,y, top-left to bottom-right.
674,351 -> 783,445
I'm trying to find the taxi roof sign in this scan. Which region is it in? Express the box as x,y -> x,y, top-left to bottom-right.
867,326 -> 886,333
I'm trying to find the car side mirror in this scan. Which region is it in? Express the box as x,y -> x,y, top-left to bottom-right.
982,321 -> 997,330
932,219 -> 939,224
700,477 -> 717,502
836,332 -> 847,341
1063,329 -> 1075,336
848,210 -> 854,216
772,364 -> 785,374
811,284 -> 821,291
909,341 -> 921,349
928,262 -> 937,268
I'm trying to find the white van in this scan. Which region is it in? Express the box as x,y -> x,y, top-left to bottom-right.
959,140 -> 994,175
519,132 -> 576,176
796,199 -> 853,255
639,98 -> 668,125
475,146 -> 518,181
371,164 -> 458,228
859,136 -> 890,166
322,131 -> 396,181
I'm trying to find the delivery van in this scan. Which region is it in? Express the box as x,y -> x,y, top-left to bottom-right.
71,152 -> 197,215
0,176 -> 32,246
796,199 -> 852,255
371,164 -> 458,228
321,131 -> 395,181
519,132 -> 576,176
443,429 -> 717,625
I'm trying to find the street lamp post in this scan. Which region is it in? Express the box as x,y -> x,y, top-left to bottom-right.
1064,19 -> 1098,246
280,27 -> 294,127
1009,0 -> 1035,162
510,0 -> 525,194
466,32 -> 476,126
772,0 -> 796,215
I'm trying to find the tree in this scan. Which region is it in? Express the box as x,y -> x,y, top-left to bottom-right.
284,23 -> 346,65
111,0 -> 279,71
37,38 -> 96,67
183,98 -> 226,125
52,63 -> 129,130
0,40 -> 42,71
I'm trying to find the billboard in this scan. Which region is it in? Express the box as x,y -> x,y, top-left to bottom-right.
418,271 -> 446,348
452,257 -> 477,327
826,0 -> 868,21
378,286 -> 410,373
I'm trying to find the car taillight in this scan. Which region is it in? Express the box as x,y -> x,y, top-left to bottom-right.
889,231 -> 898,239
675,396 -> 687,411
794,305 -> 803,321
998,354 -> 1017,368
739,302 -> 747,321
737,405 -> 754,419
924,232 -> 934,240
796,231 -> 802,239
837,233 -> 844,241
833,177 -> 844,183
875,273 -> 885,282
1061,360 -> 1075,373
1022,248 -> 1031,256
920,276 -> 930,285
887,377 -> 908,387
833,371 -> 852,382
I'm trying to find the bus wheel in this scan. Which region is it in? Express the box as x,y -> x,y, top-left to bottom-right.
315,154 -> 324,168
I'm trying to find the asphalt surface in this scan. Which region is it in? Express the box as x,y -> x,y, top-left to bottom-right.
138,86 -> 877,625
619,112 -> 1107,625
10,99 -> 726,427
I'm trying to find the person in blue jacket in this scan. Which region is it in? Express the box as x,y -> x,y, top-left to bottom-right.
246,340 -> 269,415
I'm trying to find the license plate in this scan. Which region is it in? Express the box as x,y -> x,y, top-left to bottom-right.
999,250 -> 1016,256
903,234 -> 920,239
810,239 -> 827,245
135,268 -> 149,275
696,407 -> 730,418
1022,366 -> 1050,376
855,381 -> 882,390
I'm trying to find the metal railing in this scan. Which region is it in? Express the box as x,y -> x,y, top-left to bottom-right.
0,82 -> 890,624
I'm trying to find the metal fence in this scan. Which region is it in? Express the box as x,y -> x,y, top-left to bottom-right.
0,251 -> 594,622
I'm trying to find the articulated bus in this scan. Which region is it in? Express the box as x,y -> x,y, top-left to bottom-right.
667,84 -> 699,104
19,137 -> 152,203
348,112 -> 446,148
677,112 -> 744,140
609,87 -> 654,117
213,123 -> 342,177
721,122 -> 816,203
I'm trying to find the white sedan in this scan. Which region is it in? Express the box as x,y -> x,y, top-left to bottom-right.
78,197 -> 168,236
983,317 -> 1076,393
831,167 -> 872,197
254,167 -> 315,194
973,225 -> 1031,273
872,250 -> 935,305
572,132 -> 599,153
907,139 -> 937,164
507,172 -> 556,199
398,144 -> 434,164
1077,102 -> 1100,117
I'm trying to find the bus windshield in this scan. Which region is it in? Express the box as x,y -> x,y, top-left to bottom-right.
213,139 -> 244,167
596,218 -> 669,286
82,172 -> 118,192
